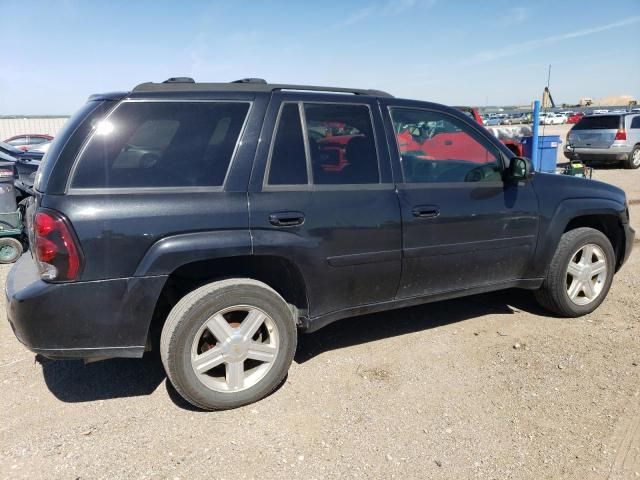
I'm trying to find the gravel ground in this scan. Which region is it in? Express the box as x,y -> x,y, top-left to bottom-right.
1,166 -> 640,480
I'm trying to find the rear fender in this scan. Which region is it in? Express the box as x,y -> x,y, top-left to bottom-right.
134,230 -> 252,276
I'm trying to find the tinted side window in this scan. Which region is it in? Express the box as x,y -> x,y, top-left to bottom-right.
390,108 -> 501,184
267,103 -> 308,185
631,116 -> 640,129
29,137 -> 49,145
304,103 -> 379,185
71,101 -> 250,188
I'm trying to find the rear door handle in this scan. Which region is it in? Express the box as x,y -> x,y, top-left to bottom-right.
412,205 -> 440,218
269,211 -> 305,227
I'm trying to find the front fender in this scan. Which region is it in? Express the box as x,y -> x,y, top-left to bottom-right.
528,197 -> 627,277
134,230 -> 252,276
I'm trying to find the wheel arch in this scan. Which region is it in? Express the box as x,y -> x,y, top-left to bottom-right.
532,198 -> 628,277
563,214 -> 626,271
144,254 -> 310,349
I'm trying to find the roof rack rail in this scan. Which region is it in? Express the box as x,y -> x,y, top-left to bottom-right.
132,80 -> 393,98
271,85 -> 392,97
231,78 -> 267,84
163,77 -> 195,83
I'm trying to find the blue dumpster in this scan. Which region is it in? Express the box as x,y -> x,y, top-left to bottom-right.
521,135 -> 561,173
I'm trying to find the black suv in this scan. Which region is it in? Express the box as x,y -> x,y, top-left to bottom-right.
6,78 -> 634,410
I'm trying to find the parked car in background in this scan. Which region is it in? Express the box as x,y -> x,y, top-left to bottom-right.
454,106 -> 483,124
592,109 -> 609,115
567,112 -> 585,124
3,134 -> 53,151
564,113 -> 640,169
0,141 -> 44,198
485,116 -> 502,126
543,113 -> 566,125
29,141 -> 51,154
0,141 -> 44,162
7,78 -> 634,410
502,113 -> 528,125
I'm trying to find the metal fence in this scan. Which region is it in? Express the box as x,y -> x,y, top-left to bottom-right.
0,117 -> 69,142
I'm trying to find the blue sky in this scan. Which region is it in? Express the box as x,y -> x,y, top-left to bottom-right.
1,0 -> 639,114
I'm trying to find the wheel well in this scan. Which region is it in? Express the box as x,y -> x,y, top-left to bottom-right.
146,255 -> 308,344
564,214 -> 625,270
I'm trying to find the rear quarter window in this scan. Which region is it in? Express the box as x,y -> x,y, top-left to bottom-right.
573,115 -> 621,130
71,101 -> 250,189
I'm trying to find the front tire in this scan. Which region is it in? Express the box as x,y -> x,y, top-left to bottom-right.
160,279 -> 297,410
535,227 -> 615,317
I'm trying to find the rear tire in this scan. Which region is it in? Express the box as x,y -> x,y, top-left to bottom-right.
160,278 -> 297,410
626,145 -> 640,169
0,237 -> 23,264
535,227 -> 615,317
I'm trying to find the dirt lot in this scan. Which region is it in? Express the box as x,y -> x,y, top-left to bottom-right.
1,163 -> 640,479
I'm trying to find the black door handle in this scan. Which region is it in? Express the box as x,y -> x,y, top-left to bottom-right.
269,211 -> 305,227
412,206 -> 440,218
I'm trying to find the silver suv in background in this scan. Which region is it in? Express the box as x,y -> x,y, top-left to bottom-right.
564,113 -> 640,169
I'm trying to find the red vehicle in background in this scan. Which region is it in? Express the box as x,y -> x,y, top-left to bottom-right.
455,106 -> 483,124
567,112 -> 584,124
455,106 -> 524,157
3,134 -> 53,151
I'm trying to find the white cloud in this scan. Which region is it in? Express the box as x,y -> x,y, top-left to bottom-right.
502,6 -> 529,24
342,6 -> 376,26
466,15 -> 640,64
336,0 -> 436,27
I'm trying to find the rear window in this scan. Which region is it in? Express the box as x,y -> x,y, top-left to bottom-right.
71,101 -> 250,189
573,115 -> 621,130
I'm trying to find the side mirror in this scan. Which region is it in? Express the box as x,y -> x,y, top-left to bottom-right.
505,156 -> 533,182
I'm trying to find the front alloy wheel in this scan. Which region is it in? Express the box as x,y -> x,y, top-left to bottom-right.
565,244 -> 608,305
535,227 -> 615,317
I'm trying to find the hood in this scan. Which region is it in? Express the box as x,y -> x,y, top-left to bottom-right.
533,172 -> 626,206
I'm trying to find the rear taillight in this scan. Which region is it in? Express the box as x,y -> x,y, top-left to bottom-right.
33,210 -> 82,281
615,129 -> 627,141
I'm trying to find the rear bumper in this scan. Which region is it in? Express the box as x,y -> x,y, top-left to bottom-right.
5,253 -> 167,359
564,145 -> 632,162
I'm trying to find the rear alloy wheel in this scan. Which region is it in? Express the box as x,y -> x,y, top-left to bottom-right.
189,305 -> 280,393
535,227 -> 615,317
160,279 -> 297,410
626,145 -> 640,170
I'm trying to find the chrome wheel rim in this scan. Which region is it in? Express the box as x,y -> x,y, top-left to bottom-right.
190,305 -> 279,393
565,243 -> 608,306
633,149 -> 640,167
